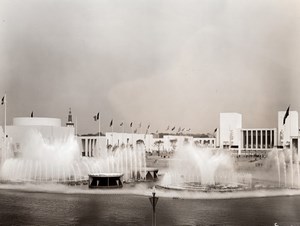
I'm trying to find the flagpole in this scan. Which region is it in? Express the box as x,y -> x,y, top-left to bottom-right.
289,111 -> 293,150
122,122 -> 124,146
75,116 -> 78,136
3,93 -> 7,164
283,119 -> 288,151
98,116 -> 100,137
112,121 -> 114,146
148,131 -> 151,153
4,93 -> 6,141
98,115 -> 101,155
131,124 -> 133,148
283,106 -> 290,149
146,125 -> 150,152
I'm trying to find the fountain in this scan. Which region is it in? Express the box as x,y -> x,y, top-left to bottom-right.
263,148 -> 300,188
0,130 -> 147,183
159,145 -> 252,192
1,127 -> 300,194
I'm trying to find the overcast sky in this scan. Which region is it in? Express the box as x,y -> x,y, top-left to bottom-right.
0,0 -> 300,134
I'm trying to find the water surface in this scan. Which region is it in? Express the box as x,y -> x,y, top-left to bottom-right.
0,189 -> 300,225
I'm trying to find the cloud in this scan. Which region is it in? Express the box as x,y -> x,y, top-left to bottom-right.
109,0 -> 300,131
1,0 -> 300,133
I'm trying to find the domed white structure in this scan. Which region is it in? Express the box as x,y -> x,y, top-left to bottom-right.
13,117 -> 62,127
5,117 -> 75,154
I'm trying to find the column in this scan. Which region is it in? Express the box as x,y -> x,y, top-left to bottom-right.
240,130 -> 243,153
246,130 -> 248,150
250,130 -> 253,149
264,129 -> 266,155
267,130 -> 271,148
91,139 -> 94,157
94,138 -> 97,156
85,138 -> 88,157
266,130 -> 268,149
274,129 -> 277,148
260,130 -> 263,149
256,130 -> 258,150
88,139 -> 92,157
270,130 -> 273,148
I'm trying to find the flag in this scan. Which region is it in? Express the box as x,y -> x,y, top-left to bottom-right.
171,126 -> 175,131
31,111 -> 34,117
1,96 -> 4,105
110,119 -> 113,127
93,112 -> 99,121
130,122 -> 133,127
120,122 -> 124,126
283,106 -> 290,125
166,126 -> 170,131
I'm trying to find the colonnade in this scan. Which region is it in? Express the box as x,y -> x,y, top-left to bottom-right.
241,129 -> 277,150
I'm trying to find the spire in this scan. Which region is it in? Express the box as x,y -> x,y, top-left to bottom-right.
66,108 -> 74,127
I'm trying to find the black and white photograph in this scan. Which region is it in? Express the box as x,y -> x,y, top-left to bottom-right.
0,0 -> 300,225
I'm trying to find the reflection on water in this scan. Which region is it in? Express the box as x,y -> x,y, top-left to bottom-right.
0,190 -> 300,226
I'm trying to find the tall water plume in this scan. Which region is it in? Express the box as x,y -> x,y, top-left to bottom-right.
0,130 -> 146,182
264,149 -> 300,188
161,145 -> 252,188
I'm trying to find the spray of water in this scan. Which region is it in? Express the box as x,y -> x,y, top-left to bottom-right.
160,145 -> 252,189
0,130 -> 146,182
265,149 -> 300,188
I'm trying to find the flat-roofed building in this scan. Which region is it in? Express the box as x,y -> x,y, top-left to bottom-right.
219,113 -> 242,150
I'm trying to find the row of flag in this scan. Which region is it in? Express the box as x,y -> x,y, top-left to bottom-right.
165,125 -> 191,133
1,94 -> 291,128
92,106 -> 291,134
93,112 -> 193,134
94,112 -> 152,130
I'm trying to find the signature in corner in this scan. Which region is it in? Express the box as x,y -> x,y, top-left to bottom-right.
274,223 -> 294,226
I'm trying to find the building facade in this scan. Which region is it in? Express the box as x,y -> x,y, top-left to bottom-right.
241,128 -> 277,154
218,111 -> 300,155
2,110 -> 299,159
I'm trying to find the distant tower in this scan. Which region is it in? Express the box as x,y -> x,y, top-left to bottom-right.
66,108 -> 74,127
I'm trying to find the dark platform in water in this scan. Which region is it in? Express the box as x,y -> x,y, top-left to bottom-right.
88,173 -> 124,189
145,168 -> 159,181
